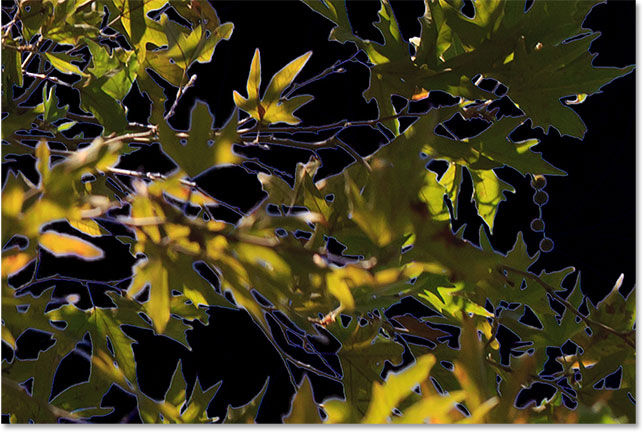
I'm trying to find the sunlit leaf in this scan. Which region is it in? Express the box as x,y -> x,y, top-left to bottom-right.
39,231 -> 103,260
470,168 -> 514,232
224,378 -> 269,423
44,52 -> 85,76
283,375 -> 322,424
233,49 -> 314,125
363,354 -> 435,423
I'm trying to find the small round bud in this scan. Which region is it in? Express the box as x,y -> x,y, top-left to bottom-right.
530,218 -> 545,232
539,237 -> 554,253
533,191 -> 549,206
531,175 -> 547,190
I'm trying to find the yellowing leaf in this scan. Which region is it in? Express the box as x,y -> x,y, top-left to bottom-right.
471,168 -> 514,233
394,391 -> 467,424
44,52 -> 85,76
39,231 -> 103,260
326,269 -> 356,311
233,49 -> 314,125
263,94 -> 314,125
263,51 -> 312,105
165,21 -> 233,69
224,378 -> 269,423
147,259 -> 170,334
1,253 -> 33,277
283,375 -> 322,424
1,325 -> 16,349
129,255 -> 171,334
68,219 -> 106,237
2,179 -> 24,218
212,108 -> 242,166
35,140 -> 50,186
363,354 -> 436,423
247,48 -> 262,103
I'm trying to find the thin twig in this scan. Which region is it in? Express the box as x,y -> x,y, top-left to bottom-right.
14,60 -> 50,106
164,74 -> 198,121
1,1 -> 21,40
107,167 -> 196,188
284,49 -> 360,99
102,129 -> 156,147
24,71 -> 73,88
238,108 -> 411,136
21,34 -> 43,70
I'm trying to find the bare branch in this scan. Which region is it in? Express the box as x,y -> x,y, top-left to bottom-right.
164,74 -> 198,121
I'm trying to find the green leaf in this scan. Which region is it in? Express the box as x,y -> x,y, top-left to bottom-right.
161,103 -> 242,177
181,379 -> 222,423
224,377 -> 269,423
470,168 -> 514,232
77,83 -> 128,133
508,33 -> 634,138
38,86 -> 68,126
165,21 -> 234,69
301,0 -> 357,43
283,375 -> 322,424
44,52 -> 85,76
86,40 -> 139,101
2,49 -> 22,88
363,353 -> 435,423
329,318 -> 405,417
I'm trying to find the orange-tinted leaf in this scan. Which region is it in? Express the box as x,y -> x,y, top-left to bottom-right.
1,253 -> 33,277
39,231 -> 103,260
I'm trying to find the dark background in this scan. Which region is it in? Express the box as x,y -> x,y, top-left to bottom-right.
3,0 -> 635,423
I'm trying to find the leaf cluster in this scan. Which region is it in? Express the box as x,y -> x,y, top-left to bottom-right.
1,0 -> 634,424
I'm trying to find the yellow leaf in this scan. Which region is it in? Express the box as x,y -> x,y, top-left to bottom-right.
68,219 -> 106,237
212,108 -> 242,166
22,200 -> 71,238
39,231 -> 103,260
1,180 -> 24,218
394,391 -> 467,424
326,270 -> 356,311
263,51 -> 312,105
233,50 -> 314,125
2,326 -> 16,349
247,48 -> 262,102
206,235 -> 229,260
363,354 -> 436,423
147,260 -> 170,334
36,140 -> 50,186
263,94 -> 313,125
128,255 -> 171,334
1,253 -> 32,277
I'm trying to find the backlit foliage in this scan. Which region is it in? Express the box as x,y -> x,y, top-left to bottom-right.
1,0 -> 635,424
